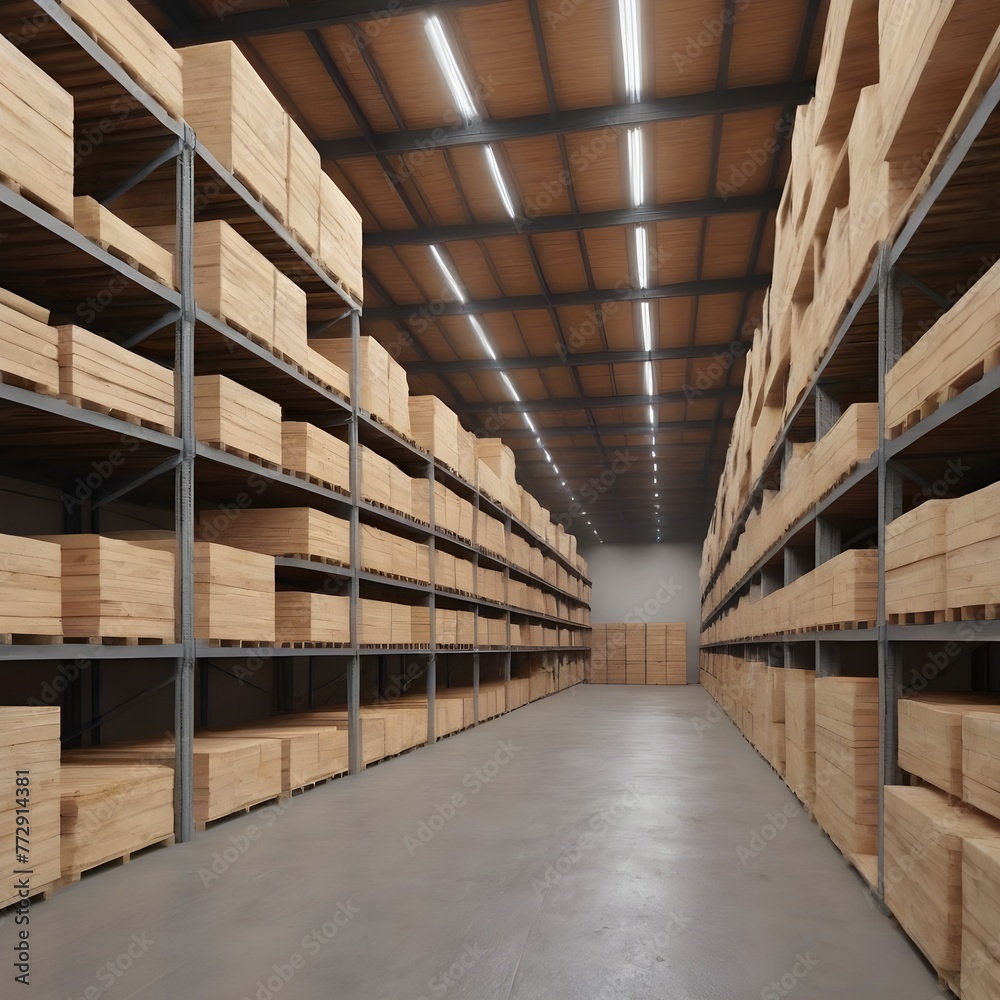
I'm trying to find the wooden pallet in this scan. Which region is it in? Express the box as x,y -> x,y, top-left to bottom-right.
60,394 -> 172,435
65,635 -> 166,646
57,835 -> 175,888
283,467 -> 350,496
202,440 -> 280,471
194,795 -> 282,832
0,368 -> 57,396
0,633 -> 62,645
0,171 -> 72,226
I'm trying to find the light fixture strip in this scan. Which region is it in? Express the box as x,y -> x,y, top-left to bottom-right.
499,372 -> 521,401
467,315 -> 497,360
485,145 -> 517,219
425,15 -> 479,123
628,127 -> 644,209
644,359 -> 654,397
429,245 -> 466,303
640,299 -> 653,352
635,225 -> 648,289
617,0 -> 641,104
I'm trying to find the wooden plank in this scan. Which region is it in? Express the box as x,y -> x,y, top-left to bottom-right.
286,117 -> 321,255
0,533 -> 62,637
58,764 -> 174,883
275,593 -> 349,646
282,422 -> 349,492
0,708 -> 61,908
963,838 -> 1000,1000
319,171 -> 363,303
0,298 -> 64,395
194,373 -> 283,467
197,507 -> 349,566
58,325 -> 174,433
73,198 -> 175,288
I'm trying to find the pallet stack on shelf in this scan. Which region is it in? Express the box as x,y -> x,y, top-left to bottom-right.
0,0 -> 591,892
587,623 -> 686,685
700,0 -> 1000,990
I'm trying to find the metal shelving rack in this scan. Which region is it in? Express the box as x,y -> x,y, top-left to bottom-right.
1,0 -> 592,841
698,70 -> 1000,907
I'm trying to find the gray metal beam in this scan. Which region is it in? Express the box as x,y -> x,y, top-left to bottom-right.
364,192 -> 781,245
172,0 -> 497,40
497,418 -> 732,438
453,386 -> 737,414
319,84 -> 814,158
365,274 -> 769,321
402,341 -> 741,374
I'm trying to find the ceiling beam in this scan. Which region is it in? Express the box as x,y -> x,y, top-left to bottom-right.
402,341 -> 741,374
318,83 -> 814,158
454,387 -> 737,414
165,0 -> 497,40
482,419 -> 733,438
364,274 -> 768,321
363,190 -> 780,247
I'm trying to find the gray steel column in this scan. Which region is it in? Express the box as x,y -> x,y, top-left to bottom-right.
174,126 -> 196,843
347,311 -> 362,774
877,243 -> 905,905
472,500 -> 480,724
426,462 -> 437,745
504,515 -> 512,683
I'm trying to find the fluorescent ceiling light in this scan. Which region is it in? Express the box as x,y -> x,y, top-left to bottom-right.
430,245 -> 465,303
500,372 -> 520,401
467,315 -> 497,360
635,225 -> 648,288
553,465 -> 560,475
485,145 -> 516,218
653,463 -> 658,472
522,412 -> 537,433
648,405 -> 655,425
651,450 -> 656,457
425,15 -> 479,123
644,360 -> 654,396
640,299 -> 653,352
617,0 -> 641,104
561,480 -> 566,486
628,127 -> 644,209
543,450 -> 553,463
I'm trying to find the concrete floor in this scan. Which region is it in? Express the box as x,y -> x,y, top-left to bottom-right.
16,686 -> 941,999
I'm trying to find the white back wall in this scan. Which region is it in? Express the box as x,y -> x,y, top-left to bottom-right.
579,542 -> 702,683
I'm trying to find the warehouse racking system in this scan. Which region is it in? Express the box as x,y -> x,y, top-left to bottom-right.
0,0 -> 591,845
699,7 -> 1000,961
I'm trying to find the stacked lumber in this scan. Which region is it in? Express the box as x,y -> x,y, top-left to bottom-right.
588,623 -> 606,683
506,677 -> 530,711
181,42 -> 288,216
606,623 -> 626,684
884,785 -> 1000,980
380,695 -> 464,737
785,669 -> 816,806
475,439 -> 518,512
885,501 -> 949,620
886,259 -> 1000,439
304,347 -> 350,400
476,512 -> 507,558
359,446 -> 422,520
0,708 -> 61,908
311,337 -> 407,434
963,713 -> 1000,821
412,481 -> 474,539
0,288 -> 59,395
272,270 -> 309,369
73,197 -> 175,287
899,695 -> 1000,795
813,677 -> 879,859
57,325 -> 174,433
203,721 -> 349,793
198,507 -> 349,566
60,0 -> 184,119
625,624 -> 645,685
286,119 -> 321,254
704,549 -> 878,642
946,482 -> 1000,614
266,711 -> 384,767
408,396 -> 461,468
65,736 -> 283,827
319,172 -> 364,304
360,523 -> 429,584
0,533 -> 62,639
0,32 -> 74,222
111,534 -> 275,644
35,534 -> 174,641
281,422 -> 349,492
963,839 -> 1000,1000
194,374 -> 282,467
358,599 -> 410,646
275,593 -> 350,646
59,764 -> 174,883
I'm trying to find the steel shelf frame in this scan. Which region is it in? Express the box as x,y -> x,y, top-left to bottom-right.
700,76 -> 1000,912
1,0 -> 591,843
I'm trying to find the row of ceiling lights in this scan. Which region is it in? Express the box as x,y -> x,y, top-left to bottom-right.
424,0 -> 662,544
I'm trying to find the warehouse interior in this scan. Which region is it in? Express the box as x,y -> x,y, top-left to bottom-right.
2,0 -> 1000,996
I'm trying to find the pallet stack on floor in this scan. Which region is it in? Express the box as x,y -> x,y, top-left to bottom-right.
0,0 -> 591,896
700,0 -> 1000,991
587,623 -> 686,685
